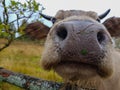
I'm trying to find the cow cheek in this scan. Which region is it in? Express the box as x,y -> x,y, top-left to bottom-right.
41,37 -> 61,70
97,45 -> 114,78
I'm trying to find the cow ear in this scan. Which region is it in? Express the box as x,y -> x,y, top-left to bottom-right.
103,17 -> 120,37
24,22 -> 50,40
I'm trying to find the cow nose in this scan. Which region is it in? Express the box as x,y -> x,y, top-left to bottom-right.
97,31 -> 106,45
56,21 -> 108,46
56,23 -> 106,45
56,25 -> 68,41
55,20 -> 110,62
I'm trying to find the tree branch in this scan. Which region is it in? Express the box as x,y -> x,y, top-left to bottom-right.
0,68 -> 62,90
0,68 -> 96,90
0,0 -> 14,51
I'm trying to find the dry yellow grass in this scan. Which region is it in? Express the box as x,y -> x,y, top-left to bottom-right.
0,40 -> 62,90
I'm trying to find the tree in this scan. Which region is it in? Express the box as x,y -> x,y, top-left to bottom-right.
0,0 -> 44,51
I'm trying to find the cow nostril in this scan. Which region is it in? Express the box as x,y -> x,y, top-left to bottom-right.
97,31 -> 105,44
57,27 -> 67,40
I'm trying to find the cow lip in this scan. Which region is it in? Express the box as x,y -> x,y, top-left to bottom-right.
58,60 -> 97,69
55,60 -> 100,79
56,60 -> 112,78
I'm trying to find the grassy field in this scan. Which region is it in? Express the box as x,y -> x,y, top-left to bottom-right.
0,40 -> 62,90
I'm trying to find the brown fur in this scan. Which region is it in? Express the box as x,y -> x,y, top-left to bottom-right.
26,10 -> 120,90
55,10 -> 98,21
103,17 -> 120,37
41,10 -> 120,90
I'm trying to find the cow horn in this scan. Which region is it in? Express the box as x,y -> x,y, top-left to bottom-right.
99,9 -> 111,19
39,13 -> 56,23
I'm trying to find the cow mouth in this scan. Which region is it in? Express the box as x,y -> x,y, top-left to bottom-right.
54,60 -> 103,80
58,60 -> 97,69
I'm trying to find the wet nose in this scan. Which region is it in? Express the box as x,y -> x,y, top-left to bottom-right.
56,20 -> 107,47
55,20 -> 109,63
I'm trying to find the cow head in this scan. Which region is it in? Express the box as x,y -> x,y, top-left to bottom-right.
25,9 -> 120,82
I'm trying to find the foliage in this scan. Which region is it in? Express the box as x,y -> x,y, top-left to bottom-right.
0,0 -> 45,51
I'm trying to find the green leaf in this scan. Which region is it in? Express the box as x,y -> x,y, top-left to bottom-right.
33,0 -> 39,11
20,11 -> 23,15
11,0 -> 16,6
81,49 -> 88,55
5,25 -> 10,30
0,24 -> 4,30
23,3 -> 27,8
0,32 -> 9,38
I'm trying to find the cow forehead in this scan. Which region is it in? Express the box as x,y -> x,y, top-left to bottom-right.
55,10 -> 98,20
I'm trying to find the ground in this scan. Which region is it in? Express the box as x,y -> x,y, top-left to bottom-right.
0,39 -> 62,90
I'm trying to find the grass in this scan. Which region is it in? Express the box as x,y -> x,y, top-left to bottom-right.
0,40 -> 62,90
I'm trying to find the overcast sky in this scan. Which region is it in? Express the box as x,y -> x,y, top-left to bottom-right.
32,0 -> 119,26
39,0 -> 120,18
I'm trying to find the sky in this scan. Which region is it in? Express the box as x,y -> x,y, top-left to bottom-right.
39,0 -> 120,17
36,0 -> 120,26
14,0 -> 120,26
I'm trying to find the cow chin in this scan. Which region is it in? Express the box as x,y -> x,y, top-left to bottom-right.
54,61 -> 98,81
54,59 -> 113,81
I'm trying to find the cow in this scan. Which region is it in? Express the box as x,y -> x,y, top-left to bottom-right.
25,9 -> 120,90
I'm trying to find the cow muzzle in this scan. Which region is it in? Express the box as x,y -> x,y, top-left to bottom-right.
55,20 -> 110,62
53,20 -> 113,79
